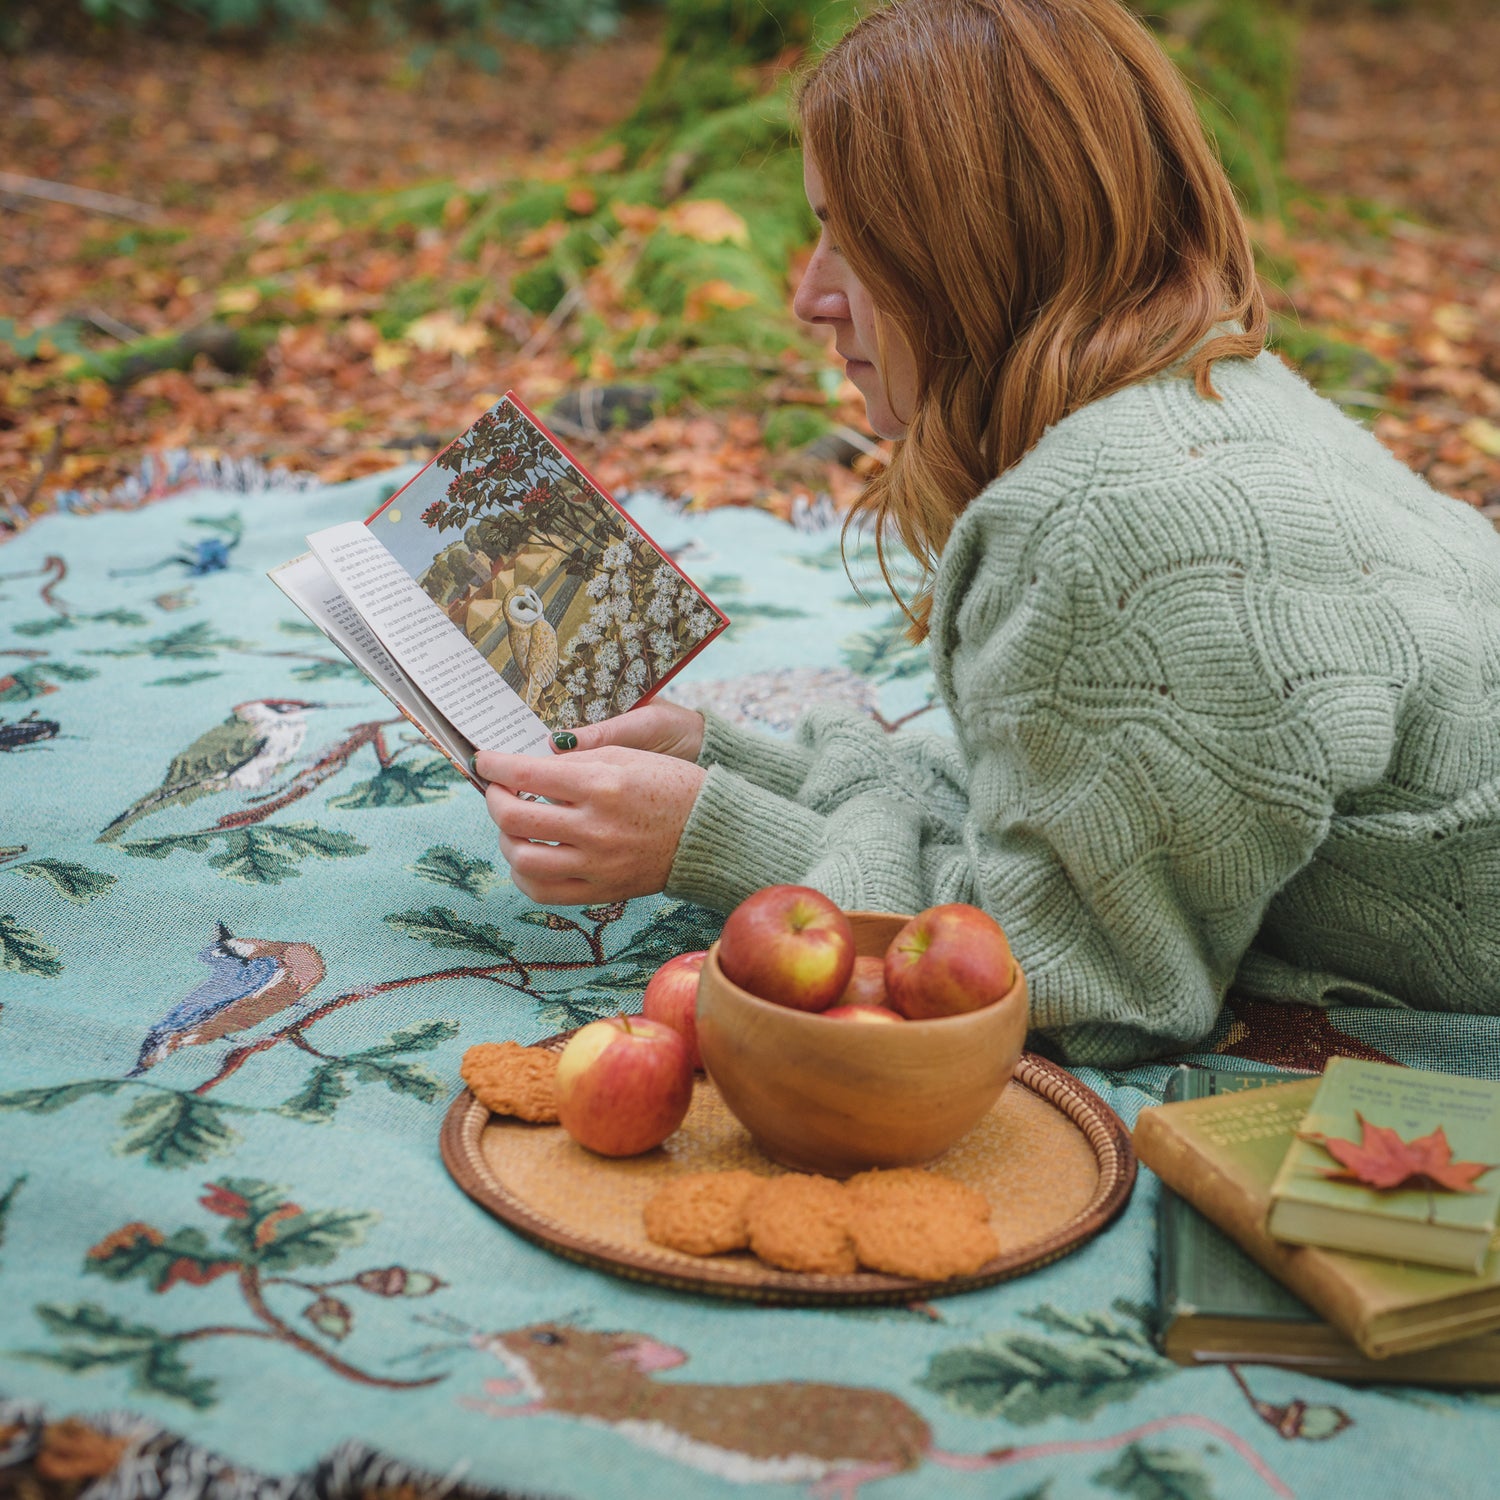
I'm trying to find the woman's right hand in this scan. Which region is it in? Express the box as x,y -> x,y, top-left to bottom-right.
553,700 -> 705,761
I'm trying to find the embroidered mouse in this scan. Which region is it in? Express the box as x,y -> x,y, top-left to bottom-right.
463,1321 -> 1292,1500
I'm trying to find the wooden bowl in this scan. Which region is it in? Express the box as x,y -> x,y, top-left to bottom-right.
695,910 -> 1028,1178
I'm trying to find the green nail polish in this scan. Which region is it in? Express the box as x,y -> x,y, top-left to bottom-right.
552,731 -> 578,751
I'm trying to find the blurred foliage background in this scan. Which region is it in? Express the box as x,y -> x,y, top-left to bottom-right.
2,0 -> 1301,416
4,0 -> 633,54
8,0 -> 1497,524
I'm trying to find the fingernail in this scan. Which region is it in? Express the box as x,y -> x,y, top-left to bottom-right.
468,751 -> 483,779
552,732 -> 578,751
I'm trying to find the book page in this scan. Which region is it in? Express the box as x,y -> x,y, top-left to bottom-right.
268,553 -> 477,777
305,522 -> 552,756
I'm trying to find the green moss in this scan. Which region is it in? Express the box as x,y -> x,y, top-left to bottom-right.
72,324 -> 275,386
619,0 -> 864,165
77,226 -> 189,263
638,84 -> 798,186
374,277 -> 442,338
511,263 -> 567,315
450,276 -> 492,318
1270,317 -> 1393,402
281,188 -> 380,225
620,57 -> 757,163
493,183 -> 573,234
653,0 -> 868,68
457,181 -> 574,260
555,224 -> 605,277
763,405 -> 831,451
690,157 -> 815,268
630,231 -> 781,323
1136,0 -> 1297,216
489,0 -> 1296,424
284,181 -> 470,230
646,355 -> 764,409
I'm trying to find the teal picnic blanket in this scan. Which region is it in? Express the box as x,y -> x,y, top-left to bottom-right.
2,473 -> 1498,1499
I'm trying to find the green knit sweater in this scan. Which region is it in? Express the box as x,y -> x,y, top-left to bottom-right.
665,352 -> 1500,1066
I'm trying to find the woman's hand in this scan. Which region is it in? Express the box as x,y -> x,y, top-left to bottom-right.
551,701 -> 705,761
476,745 -> 706,905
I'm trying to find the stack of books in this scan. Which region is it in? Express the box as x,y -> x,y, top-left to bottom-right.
1137,1059 -> 1500,1384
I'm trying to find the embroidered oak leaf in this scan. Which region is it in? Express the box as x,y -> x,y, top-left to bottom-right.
199,1184 -> 251,1219
1305,1112 -> 1497,1193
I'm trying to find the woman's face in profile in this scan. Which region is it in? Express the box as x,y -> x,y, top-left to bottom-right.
793,153 -> 918,441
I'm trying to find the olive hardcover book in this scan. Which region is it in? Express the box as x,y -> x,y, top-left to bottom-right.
1154,1066 -> 1500,1384
1136,1070 -> 1500,1361
269,392 -> 728,786
1265,1058 -> 1500,1273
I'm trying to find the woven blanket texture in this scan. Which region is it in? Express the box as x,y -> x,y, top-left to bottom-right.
1,471 -> 1497,1500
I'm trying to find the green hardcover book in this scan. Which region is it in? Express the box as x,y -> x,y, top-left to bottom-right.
1265,1059 -> 1500,1273
1155,1065 -> 1500,1385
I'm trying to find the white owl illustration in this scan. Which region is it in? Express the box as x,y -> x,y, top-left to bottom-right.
504,583 -> 559,709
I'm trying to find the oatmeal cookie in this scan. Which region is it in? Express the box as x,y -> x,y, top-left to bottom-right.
744,1174 -> 857,1275
849,1199 -> 999,1280
844,1167 -> 991,1224
460,1041 -> 559,1123
642,1170 -> 763,1256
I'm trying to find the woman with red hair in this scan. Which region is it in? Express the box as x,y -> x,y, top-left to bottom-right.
478,0 -> 1500,1064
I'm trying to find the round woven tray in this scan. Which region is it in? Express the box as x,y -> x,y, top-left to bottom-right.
440,1042 -> 1136,1305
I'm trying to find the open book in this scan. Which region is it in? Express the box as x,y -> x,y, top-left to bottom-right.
270,393 -> 728,786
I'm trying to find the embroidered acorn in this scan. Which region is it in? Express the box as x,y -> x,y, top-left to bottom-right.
354,1266 -> 445,1298
304,1294 -> 353,1342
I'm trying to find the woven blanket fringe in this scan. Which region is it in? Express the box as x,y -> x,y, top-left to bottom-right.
0,1396 -> 566,1500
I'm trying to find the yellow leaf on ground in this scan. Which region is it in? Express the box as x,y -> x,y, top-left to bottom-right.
402,311 -> 488,357
1460,417 -> 1500,457
372,341 -> 411,374
666,199 -> 750,246
216,286 -> 259,313
1432,303 -> 1477,342
293,280 -> 347,314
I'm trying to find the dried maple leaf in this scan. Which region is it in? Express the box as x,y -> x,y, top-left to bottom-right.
1304,1111 -> 1497,1193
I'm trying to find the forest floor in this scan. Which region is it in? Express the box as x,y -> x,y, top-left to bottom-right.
2,0 -> 1498,531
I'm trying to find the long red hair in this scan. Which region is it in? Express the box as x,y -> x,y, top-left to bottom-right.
797,0 -> 1267,635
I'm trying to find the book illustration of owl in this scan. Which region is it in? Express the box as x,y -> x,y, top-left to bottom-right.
504,583 -> 559,709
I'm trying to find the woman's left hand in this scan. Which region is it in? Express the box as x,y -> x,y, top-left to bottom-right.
475,745 -> 706,905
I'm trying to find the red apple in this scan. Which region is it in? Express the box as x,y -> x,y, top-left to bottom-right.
555,1015 -> 694,1156
641,950 -> 707,1069
717,885 -> 855,1012
884,903 -> 1017,1020
838,955 -> 889,1009
821,1003 -> 905,1023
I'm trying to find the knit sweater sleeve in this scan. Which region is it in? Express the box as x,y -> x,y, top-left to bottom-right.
669,705 -> 973,911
